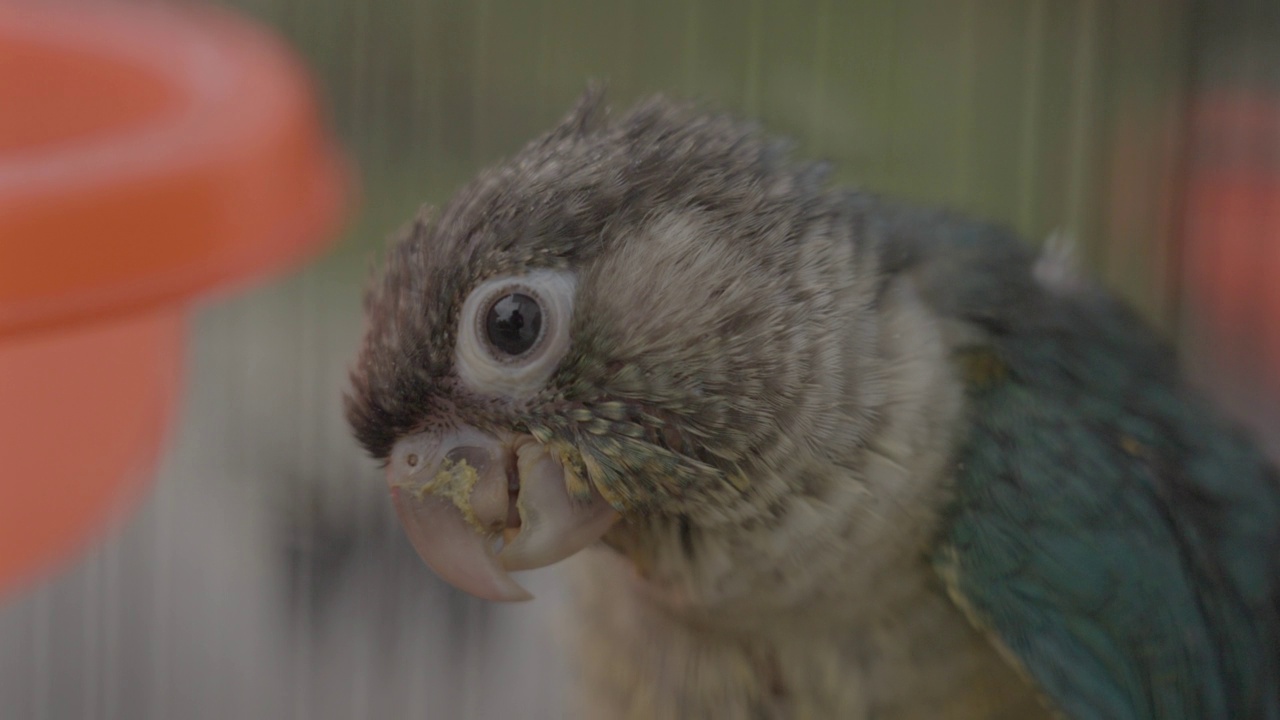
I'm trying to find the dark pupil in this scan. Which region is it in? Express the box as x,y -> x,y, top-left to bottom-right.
485,293 -> 542,356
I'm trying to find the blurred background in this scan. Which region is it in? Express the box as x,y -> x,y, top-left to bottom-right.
2,0 -> 1278,717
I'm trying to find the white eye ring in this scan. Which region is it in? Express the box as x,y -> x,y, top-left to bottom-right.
455,269 -> 577,398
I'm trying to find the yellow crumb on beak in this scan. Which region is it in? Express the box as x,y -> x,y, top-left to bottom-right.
400,457 -> 488,533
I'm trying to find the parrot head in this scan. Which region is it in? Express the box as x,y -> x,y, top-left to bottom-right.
345,91 -> 884,602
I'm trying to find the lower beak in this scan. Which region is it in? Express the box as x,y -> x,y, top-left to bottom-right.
387,426 -> 619,602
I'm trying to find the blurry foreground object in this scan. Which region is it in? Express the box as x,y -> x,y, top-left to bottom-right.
0,0 -> 349,599
1183,90 -> 1280,393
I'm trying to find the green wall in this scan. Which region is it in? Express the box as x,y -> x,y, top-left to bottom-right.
225,0 -> 1191,327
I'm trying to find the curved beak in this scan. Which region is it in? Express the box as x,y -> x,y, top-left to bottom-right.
387,426 -> 619,602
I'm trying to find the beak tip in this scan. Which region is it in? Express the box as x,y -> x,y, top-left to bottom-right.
391,485 -> 536,603
501,587 -> 536,603
482,569 -> 535,602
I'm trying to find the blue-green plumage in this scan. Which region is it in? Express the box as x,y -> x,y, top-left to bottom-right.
892,210 -> 1280,718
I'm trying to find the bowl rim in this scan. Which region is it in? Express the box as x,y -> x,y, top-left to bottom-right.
0,0 -> 351,339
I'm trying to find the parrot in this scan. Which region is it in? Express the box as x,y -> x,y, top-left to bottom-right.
344,90 -> 1280,719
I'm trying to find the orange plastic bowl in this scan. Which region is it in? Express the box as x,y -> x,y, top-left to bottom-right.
1183,90 -> 1280,385
0,0 -> 350,598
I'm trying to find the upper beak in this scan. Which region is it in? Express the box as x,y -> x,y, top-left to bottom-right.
387,426 -> 619,601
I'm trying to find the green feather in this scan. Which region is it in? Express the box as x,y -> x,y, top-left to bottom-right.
897,213 -> 1280,719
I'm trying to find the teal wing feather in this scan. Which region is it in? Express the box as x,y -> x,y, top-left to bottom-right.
866,199 -> 1280,719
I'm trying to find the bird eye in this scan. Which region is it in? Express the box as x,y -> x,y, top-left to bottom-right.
456,270 -> 576,398
485,293 -> 543,356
